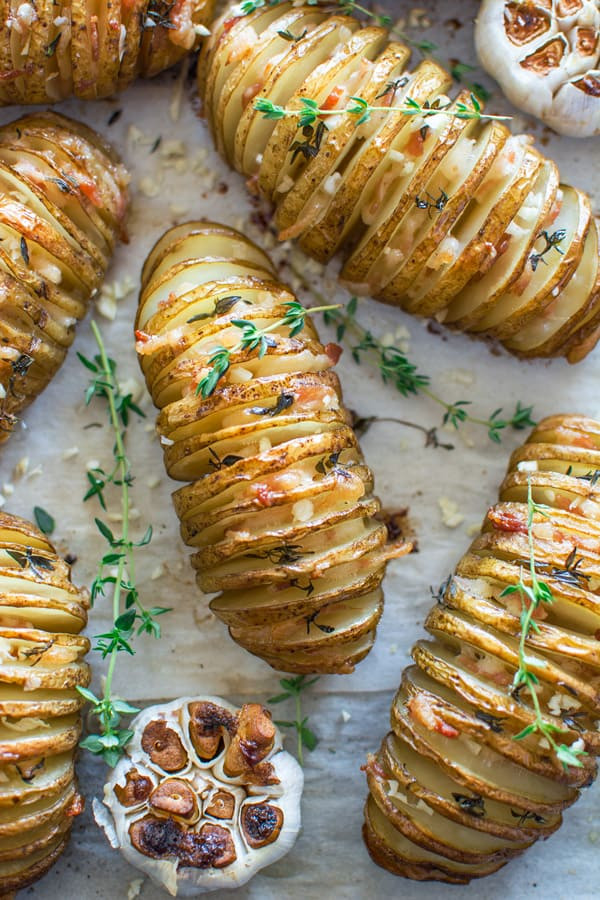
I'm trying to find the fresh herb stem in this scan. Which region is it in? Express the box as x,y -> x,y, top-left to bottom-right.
254,93 -> 509,129
269,675 -> 319,765
76,321 -> 170,767
193,301 -> 339,398
290,267 -> 535,445
500,478 -> 586,770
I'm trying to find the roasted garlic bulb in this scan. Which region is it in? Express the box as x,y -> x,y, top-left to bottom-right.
98,697 -> 303,895
0,0 -> 214,104
364,414 -> 600,883
476,0 -> 600,137
136,221 -> 409,674
0,511 -> 90,894
200,2 -> 600,363
0,111 -> 129,442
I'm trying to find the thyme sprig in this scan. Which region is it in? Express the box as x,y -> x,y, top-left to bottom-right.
195,301 -> 339,398
291,273 -> 536,445
76,321 -> 170,767
500,478 -> 586,770
339,1 -> 437,53
238,0 -> 437,54
269,675 -> 319,765
254,92 -> 510,130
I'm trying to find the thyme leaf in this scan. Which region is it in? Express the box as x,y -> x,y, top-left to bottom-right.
268,674 -> 319,764
195,301 -> 339,398
290,266 -> 536,446
529,229 -> 566,272
248,391 -> 294,417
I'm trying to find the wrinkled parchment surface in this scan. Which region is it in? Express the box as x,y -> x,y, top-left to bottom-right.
1,1 -> 596,896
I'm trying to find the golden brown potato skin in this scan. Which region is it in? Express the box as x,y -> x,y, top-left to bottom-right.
364,415 -> 600,882
200,2 -> 600,363
0,0 -> 214,104
0,111 -> 129,442
135,220 -> 409,674
0,511 -> 90,894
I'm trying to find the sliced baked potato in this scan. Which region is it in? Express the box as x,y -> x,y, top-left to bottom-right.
201,1 -> 600,362
363,415 -> 600,882
0,0 -> 214,103
0,111 -> 129,443
0,511 -> 90,895
135,220 -> 410,674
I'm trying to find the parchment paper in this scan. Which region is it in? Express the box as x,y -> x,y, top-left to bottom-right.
1,2 -> 597,897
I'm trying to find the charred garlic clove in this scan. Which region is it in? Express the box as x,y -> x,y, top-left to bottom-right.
142,720 -> 188,772
99,696 -> 303,895
476,0 -> 600,136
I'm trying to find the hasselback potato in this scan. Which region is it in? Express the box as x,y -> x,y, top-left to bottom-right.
200,2 -> 600,363
99,696 -> 303,895
0,111 -> 129,442
135,220 -> 409,674
0,0 -> 214,104
363,414 -> 600,883
0,511 -> 90,893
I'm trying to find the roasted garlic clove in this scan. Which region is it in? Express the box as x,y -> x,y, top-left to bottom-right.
204,790 -> 235,820
99,697 -> 303,895
364,415 -> 600,882
188,701 -> 236,761
223,704 -> 276,777
135,221 -> 410,674
0,512 -> 89,894
149,780 -> 199,822
200,3 -> 600,362
476,0 -> 600,136
241,803 -> 284,849
141,720 -> 188,772
114,769 -> 153,808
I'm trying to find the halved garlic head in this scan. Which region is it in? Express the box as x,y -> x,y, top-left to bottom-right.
364,414 -> 600,883
99,697 -> 303,896
476,0 -> 600,136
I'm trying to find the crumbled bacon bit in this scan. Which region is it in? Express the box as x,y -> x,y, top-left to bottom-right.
407,695 -> 459,738
321,85 -> 345,110
487,506 -> 527,534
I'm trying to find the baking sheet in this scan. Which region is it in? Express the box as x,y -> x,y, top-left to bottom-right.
0,1 -> 597,896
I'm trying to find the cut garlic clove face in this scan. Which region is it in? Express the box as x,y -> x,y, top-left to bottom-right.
100,697 -> 303,896
475,0 -> 600,136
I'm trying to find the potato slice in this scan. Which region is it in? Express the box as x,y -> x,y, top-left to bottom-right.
472,184 -> 591,338
267,24 -> 389,215
399,141 -> 541,315
268,41 -> 410,227
444,158 -> 560,329
506,218 -> 600,356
